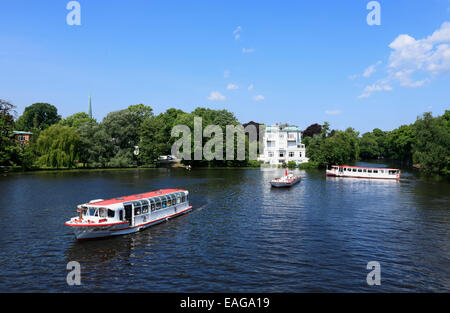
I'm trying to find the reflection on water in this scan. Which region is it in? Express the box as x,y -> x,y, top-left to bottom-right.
0,165 -> 449,292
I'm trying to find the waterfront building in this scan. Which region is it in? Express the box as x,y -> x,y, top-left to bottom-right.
258,123 -> 308,166
12,131 -> 33,145
242,121 -> 263,143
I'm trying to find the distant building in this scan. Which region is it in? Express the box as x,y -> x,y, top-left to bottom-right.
258,123 -> 308,166
13,131 -> 33,145
242,121 -> 263,143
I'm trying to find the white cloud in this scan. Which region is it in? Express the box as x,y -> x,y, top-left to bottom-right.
358,82 -> 393,98
227,83 -> 239,90
363,61 -> 382,78
325,110 -> 342,115
350,61 -> 381,80
242,48 -> 255,54
208,91 -> 226,101
253,95 -> 264,101
248,84 -> 254,91
233,26 -> 242,40
359,21 -> 450,98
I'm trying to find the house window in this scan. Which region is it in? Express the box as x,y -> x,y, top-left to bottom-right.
289,152 -> 295,157
268,152 -> 274,157
279,152 -> 284,157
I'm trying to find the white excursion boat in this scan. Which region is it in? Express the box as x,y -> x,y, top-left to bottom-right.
65,189 -> 192,240
326,165 -> 401,180
270,170 -> 301,188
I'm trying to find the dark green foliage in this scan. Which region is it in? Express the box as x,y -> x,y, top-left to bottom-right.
0,100 -> 16,166
15,102 -> 61,132
306,126 -> 360,167
60,112 -> 95,129
412,112 -> 450,175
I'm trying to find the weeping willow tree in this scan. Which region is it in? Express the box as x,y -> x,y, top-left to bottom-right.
37,124 -> 80,168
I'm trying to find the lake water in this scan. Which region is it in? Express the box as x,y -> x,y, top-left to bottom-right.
0,164 -> 449,292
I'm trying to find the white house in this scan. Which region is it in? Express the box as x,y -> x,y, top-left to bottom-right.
258,123 -> 309,166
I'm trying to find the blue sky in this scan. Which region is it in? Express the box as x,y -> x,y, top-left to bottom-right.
1,0 -> 449,133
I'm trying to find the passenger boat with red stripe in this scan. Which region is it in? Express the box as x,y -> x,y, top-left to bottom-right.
326,165 -> 401,180
65,189 -> 192,240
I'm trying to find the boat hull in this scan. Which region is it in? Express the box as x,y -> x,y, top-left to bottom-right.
270,177 -> 301,188
67,206 -> 192,240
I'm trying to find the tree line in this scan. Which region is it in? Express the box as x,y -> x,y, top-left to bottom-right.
301,111 -> 450,176
0,100 -> 259,170
1,99 -> 448,176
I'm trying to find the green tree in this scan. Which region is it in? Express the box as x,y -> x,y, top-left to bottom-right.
15,103 -> 61,131
306,124 -> 360,167
60,112 -> 95,129
139,115 -> 168,165
385,124 -> 415,163
412,112 -> 450,175
0,100 -> 17,166
359,132 -> 380,160
37,124 -> 80,168
101,108 -> 149,167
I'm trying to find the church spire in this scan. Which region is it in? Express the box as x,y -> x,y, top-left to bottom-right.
88,94 -> 92,118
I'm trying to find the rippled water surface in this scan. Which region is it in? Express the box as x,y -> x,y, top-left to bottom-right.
0,165 -> 449,292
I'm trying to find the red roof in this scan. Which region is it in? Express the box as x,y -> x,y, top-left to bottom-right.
86,189 -> 186,206
332,165 -> 399,170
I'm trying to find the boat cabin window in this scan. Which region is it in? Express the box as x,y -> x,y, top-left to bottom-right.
176,194 -> 181,204
107,209 -> 115,218
98,208 -> 107,218
380,170 -> 384,173
363,169 -> 367,172
89,208 -> 96,216
373,170 -> 378,173
171,194 -> 177,205
352,169 -> 356,172
358,169 -> 362,172
149,198 -> 156,211
368,170 -> 372,173
182,194 -> 186,202
157,195 -> 166,208
155,197 -> 161,210
133,201 -> 141,215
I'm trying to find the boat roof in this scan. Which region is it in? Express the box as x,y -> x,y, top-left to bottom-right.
332,165 -> 400,170
84,189 -> 187,207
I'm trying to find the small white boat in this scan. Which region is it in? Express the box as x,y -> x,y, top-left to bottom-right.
65,189 -> 192,240
326,165 -> 401,180
270,170 -> 301,188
